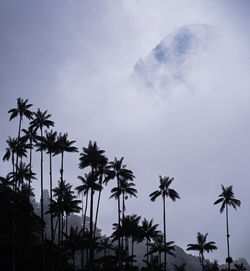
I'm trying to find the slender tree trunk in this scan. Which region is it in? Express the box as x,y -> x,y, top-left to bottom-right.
12,153 -> 15,190
40,128 -> 44,244
18,116 -> 22,140
89,187 -> 94,271
81,194 -> 84,269
12,207 -> 16,271
163,196 -> 167,271
66,214 -> 68,239
28,139 -> 32,199
201,252 -> 204,271
58,213 -> 61,245
146,239 -> 149,264
82,192 -> 88,269
49,152 -> 54,242
72,253 -> 75,271
226,204 -> 231,271
131,239 -> 134,268
15,116 -> 22,191
94,190 -> 101,238
94,175 -> 103,238
60,151 -> 64,181
117,177 -> 122,270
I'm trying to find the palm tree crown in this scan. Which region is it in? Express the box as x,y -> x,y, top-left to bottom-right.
149,176 -> 180,202
214,185 -> 241,213
187,232 -> 217,271
30,109 -> 54,131
8,97 -> 33,122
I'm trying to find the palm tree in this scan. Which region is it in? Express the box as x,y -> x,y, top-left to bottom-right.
94,162 -> 112,238
8,97 -> 33,140
78,141 -> 107,270
3,137 -> 19,179
76,172 -> 95,269
149,176 -> 180,271
30,108 -> 54,243
54,133 -> 78,183
97,237 -> 113,257
9,161 -> 36,189
36,130 -> 58,241
234,263 -> 247,271
140,218 -> 161,265
63,184 -> 82,238
146,235 -> 175,266
51,179 -> 71,244
214,185 -> 241,271
110,179 -> 137,220
21,126 -> 40,196
187,232 -> 217,271
107,157 -> 134,269
108,157 -> 134,227
62,226 -> 82,270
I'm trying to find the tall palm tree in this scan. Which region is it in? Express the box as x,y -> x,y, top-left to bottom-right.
186,232 -> 217,271
78,141 -> 107,270
51,179 -> 72,244
3,137 -> 19,178
76,172 -> 101,269
9,161 -> 36,189
214,185 -> 241,271
140,218 -> 161,265
54,133 -> 78,183
97,237 -> 113,257
63,184 -> 82,238
8,97 -> 33,140
36,130 -> 58,241
149,176 -> 180,271
21,127 -> 40,196
107,157 -> 134,269
109,180 -> 137,220
62,226 -> 82,270
146,235 -> 175,265
30,108 -> 54,243
94,163 -> 112,238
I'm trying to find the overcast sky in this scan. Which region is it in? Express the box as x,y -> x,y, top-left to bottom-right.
1,0 -> 250,264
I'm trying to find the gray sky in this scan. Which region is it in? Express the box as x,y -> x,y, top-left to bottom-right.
1,0 -> 250,264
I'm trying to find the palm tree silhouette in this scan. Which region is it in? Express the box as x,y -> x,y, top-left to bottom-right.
94,162 -> 112,238
9,161 -> 36,189
8,97 -> 33,139
76,172 -> 101,269
140,218 -> 161,265
234,263 -> 247,271
21,127 -> 40,196
62,226 -> 82,270
3,137 -> 19,183
51,179 -> 71,244
97,236 -> 113,257
63,183 -> 81,238
30,108 -> 54,243
214,185 -> 241,271
107,157 -> 134,269
187,232 -> 217,271
147,235 -> 175,266
54,133 -> 78,183
78,141 -> 107,270
36,130 -> 58,241
110,179 -> 137,220
149,176 -> 180,271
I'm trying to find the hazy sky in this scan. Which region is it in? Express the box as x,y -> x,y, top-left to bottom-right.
1,0 -> 250,264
